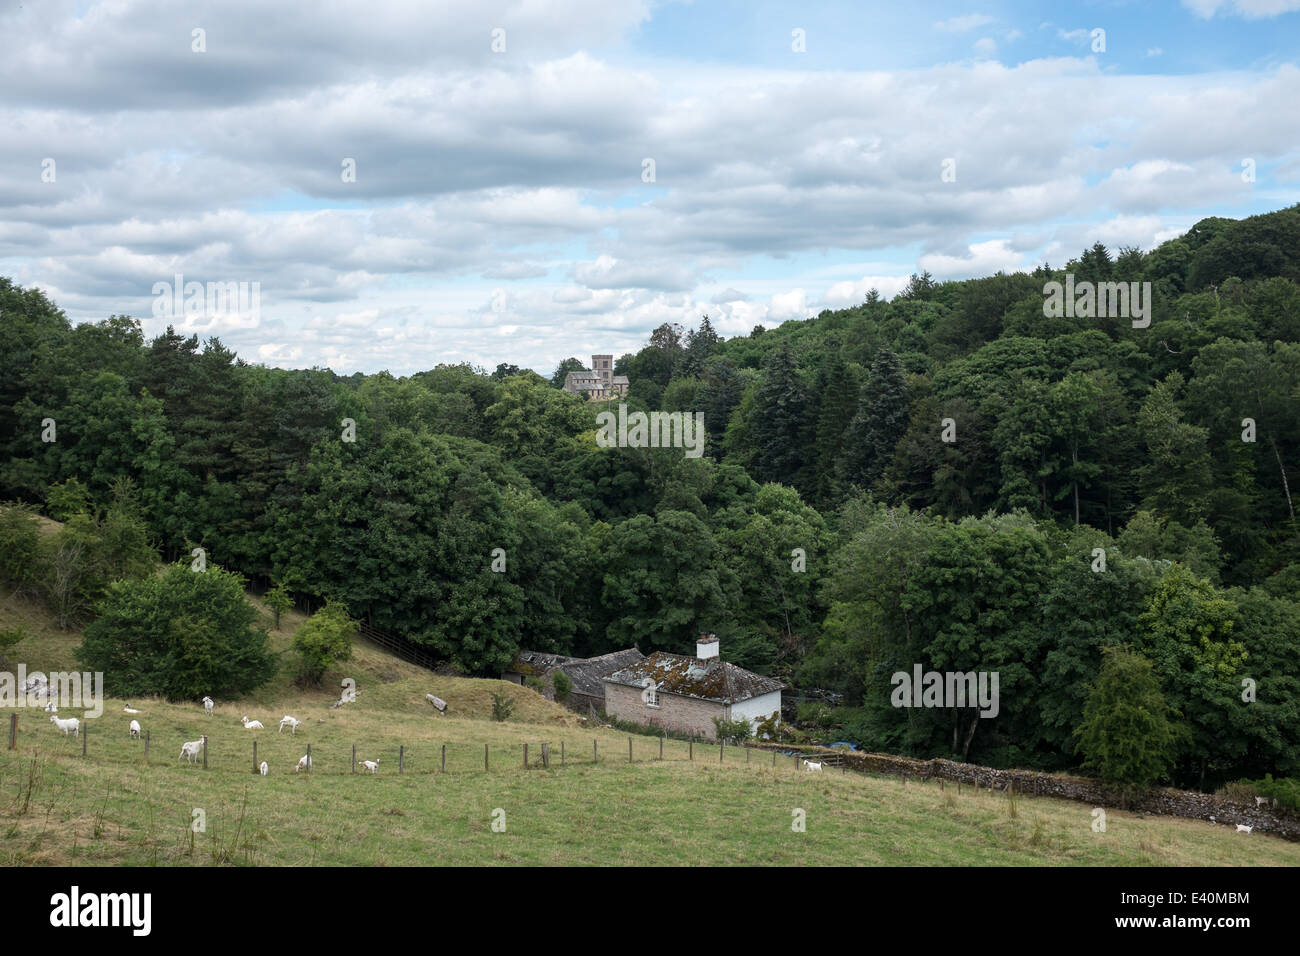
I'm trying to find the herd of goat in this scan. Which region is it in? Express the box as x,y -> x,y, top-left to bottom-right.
22,675 -> 357,776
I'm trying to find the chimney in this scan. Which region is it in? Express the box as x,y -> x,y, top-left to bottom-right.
696,633 -> 719,661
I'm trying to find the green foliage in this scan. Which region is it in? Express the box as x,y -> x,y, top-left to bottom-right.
1073,646 -> 1182,789
524,676 -> 545,693
711,715 -> 753,744
551,669 -> 572,703
1238,774 -> 1300,811
264,583 -> 293,630
78,562 -> 276,701
291,600 -> 357,686
0,625 -> 26,667
490,692 -> 515,722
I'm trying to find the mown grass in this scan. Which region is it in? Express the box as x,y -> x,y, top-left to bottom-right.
4,589 -> 1300,866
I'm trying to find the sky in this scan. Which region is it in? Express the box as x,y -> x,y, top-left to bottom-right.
1,0 -> 1298,377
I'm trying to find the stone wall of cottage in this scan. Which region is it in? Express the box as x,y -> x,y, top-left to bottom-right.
604,682 -> 724,739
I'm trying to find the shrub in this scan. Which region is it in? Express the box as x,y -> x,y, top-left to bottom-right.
78,562 -> 276,701
0,504 -> 43,597
711,715 -> 753,744
491,692 -> 515,722
0,626 -> 26,669
291,600 -> 357,686
1239,774 -> 1300,811
552,669 -> 572,704
524,676 -> 545,694
264,583 -> 293,630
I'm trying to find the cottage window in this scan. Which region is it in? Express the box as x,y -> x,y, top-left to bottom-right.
646,687 -> 659,707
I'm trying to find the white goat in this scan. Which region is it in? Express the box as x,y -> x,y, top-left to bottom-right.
1255,796 -> 1270,807
43,700 -> 58,713
129,719 -> 141,738
1236,824 -> 1253,834
278,715 -> 301,734
802,759 -> 822,772
123,705 -> 141,714
50,715 -> 79,736
359,759 -> 379,774
259,761 -> 269,776
202,696 -> 214,715
240,715 -> 264,730
179,735 -> 208,764
295,754 -> 312,773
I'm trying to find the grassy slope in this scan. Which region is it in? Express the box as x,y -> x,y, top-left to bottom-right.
3,591 -> 1299,866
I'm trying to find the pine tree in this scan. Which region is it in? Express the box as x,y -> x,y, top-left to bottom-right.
752,344 -> 813,492
840,347 -> 907,488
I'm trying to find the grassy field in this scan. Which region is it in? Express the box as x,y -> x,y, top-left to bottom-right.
3,590 -> 1299,866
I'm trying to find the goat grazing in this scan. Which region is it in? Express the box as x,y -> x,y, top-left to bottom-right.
179,735 -> 208,764
1255,796 -> 1270,807
359,759 -> 379,774
50,715 -> 80,736
278,715 -> 301,734
802,759 -> 822,772
129,719 -> 141,738
123,705 -> 141,714
202,696 -> 214,715
1236,824 -> 1253,834
295,754 -> 312,773
259,761 -> 269,776
241,715 -> 264,730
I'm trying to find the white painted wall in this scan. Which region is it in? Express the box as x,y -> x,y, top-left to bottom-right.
730,691 -> 781,732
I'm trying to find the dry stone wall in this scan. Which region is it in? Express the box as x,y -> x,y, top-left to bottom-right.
753,744 -> 1300,841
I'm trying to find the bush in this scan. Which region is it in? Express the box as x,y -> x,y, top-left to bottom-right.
264,583 -> 293,630
491,692 -> 515,722
552,669 -> 572,704
291,600 -> 356,686
524,676 -> 545,694
0,625 -> 26,668
1239,774 -> 1300,811
711,715 -> 753,744
0,504 -> 43,597
79,562 -> 276,701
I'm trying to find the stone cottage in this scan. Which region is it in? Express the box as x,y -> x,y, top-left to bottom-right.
601,634 -> 783,740
502,647 -> 645,715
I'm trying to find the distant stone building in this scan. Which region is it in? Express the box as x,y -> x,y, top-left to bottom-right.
602,634 -> 784,740
563,354 -> 630,400
502,647 -> 646,715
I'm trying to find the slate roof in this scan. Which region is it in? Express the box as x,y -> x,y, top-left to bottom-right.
603,651 -> 784,704
505,650 -> 576,677
557,647 -> 645,698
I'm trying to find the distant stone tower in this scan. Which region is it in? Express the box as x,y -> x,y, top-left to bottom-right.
592,354 -> 613,388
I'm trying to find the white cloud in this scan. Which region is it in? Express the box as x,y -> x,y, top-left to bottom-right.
973,37 -> 998,56
1182,0 -> 1300,18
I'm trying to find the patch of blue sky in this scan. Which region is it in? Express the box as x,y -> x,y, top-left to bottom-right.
625,0 -> 1300,74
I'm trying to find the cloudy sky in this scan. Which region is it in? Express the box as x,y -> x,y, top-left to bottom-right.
2,0 -> 1298,376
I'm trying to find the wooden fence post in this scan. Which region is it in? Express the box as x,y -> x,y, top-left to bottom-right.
660,734 -> 664,760
484,743 -> 488,772
524,742 -> 528,769
689,738 -> 693,761
144,729 -> 149,760
441,744 -> 446,773
306,742 -> 311,773
593,739 -> 597,763
7,713 -> 15,750
561,741 -> 565,766
82,722 -> 87,757
719,741 -> 723,763
628,737 -> 632,763
351,744 -> 356,774
202,735 -> 207,770
542,742 -> 548,768
399,745 -> 404,773
253,740 -> 258,774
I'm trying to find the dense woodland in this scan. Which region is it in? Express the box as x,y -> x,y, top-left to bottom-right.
3,204 -> 1300,790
